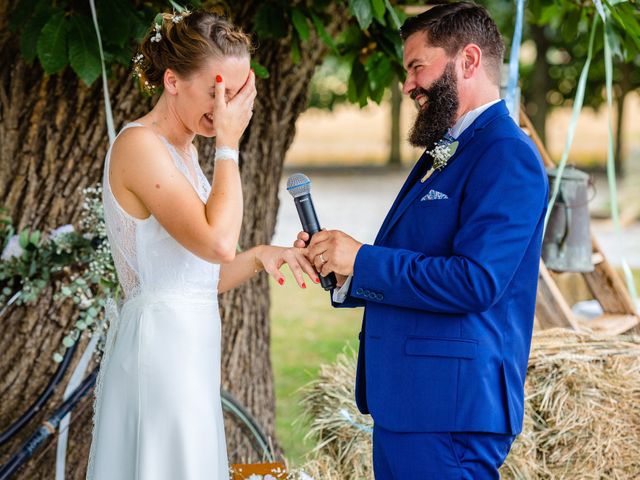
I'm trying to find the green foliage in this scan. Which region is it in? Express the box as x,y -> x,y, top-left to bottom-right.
10,0 -> 154,86
495,0 -> 640,112
0,186 -> 119,362
9,0 -> 406,105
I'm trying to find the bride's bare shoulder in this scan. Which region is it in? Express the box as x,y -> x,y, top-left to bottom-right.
110,126 -> 173,173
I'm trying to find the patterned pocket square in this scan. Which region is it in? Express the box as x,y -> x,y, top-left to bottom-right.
421,189 -> 449,201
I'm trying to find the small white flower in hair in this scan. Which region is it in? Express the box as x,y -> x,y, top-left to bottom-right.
172,14 -> 183,23
151,32 -> 162,42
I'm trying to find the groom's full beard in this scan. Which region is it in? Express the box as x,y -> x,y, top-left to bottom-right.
408,61 -> 460,149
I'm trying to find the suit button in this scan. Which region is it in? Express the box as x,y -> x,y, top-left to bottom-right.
364,289 -> 371,296
356,288 -> 364,295
377,294 -> 384,301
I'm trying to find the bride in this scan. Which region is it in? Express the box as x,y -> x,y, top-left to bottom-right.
87,10 -> 316,480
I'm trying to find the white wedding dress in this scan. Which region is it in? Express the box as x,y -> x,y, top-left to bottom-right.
87,122 -> 229,479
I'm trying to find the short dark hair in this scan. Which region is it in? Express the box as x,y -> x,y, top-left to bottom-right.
400,2 -> 505,84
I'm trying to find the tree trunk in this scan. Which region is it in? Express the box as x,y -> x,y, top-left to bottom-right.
614,63 -> 631,177
387,77 -> 402,166
0,0 -> 347,477
527,23 -> 552,146
0,2 -> 154,478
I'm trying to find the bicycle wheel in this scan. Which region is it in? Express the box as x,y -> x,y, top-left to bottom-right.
221,390 -> 274,464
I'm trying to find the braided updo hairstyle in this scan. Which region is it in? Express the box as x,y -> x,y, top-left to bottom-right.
132,10 -> 252,95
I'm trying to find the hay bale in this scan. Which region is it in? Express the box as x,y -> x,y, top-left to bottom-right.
502,328 -> 640,479
297,350 -> 373,479
297,330 -> 640,479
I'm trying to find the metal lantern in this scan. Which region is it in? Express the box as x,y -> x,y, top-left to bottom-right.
542,166 -> 594,272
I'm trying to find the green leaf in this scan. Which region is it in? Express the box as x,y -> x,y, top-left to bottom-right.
53,352 -> 64,363
384,0 -> 402,29
68,16 -> 102,86
62,336 -> 75,348
365,51 -> 393,93
9,0 -> 36,33
29,230 -> 41,246
254,3 -> 288,40
168,0 -> 186,13
19,230 -> 30,249
291,36 -> 301,64
291,8 -> 310,42
19,4 -> 58,63
349,0 -> 373,30
98,0 -> 135,49
371,0 -> 386,22
37,11 -> 70,74
310,13 -> 338,53
250,59 -> 270,78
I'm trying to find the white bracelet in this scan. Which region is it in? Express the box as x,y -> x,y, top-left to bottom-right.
214,146 -> 239,164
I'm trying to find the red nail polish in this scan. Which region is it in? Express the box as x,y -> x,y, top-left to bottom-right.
302,283 -> 307,289
315,278 -> 320,283
216,75 -> 222,83
278,278 -> 284,285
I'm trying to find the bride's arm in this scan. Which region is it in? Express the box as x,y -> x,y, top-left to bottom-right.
218,245 -> 318,294
110,74 -> 255,264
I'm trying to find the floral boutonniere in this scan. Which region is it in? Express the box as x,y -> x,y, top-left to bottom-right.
421,137 -> 459,183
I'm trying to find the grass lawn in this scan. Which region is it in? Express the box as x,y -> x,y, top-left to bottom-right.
270,269 -> 362,466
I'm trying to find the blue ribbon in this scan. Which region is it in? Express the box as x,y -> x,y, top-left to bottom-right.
505,0 -> 525,119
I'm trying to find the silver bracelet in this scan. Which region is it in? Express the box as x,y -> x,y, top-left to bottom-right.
214,146 -> 239,164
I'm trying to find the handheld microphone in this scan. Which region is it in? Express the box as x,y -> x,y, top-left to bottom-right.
286,173 -> 337,291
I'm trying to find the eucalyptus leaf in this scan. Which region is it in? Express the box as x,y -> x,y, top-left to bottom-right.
29,230 -> 41,246
62,336 -> 75,348
19,230 -> 30,249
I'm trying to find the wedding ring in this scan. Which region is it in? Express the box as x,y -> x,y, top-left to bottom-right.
319,253 -> 327,264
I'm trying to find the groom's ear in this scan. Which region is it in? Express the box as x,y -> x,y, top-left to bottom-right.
459,43 -> 482,80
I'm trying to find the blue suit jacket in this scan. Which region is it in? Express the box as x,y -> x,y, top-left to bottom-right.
333,101 -> 548,434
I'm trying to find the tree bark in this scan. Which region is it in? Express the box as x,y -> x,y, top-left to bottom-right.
527,23 -> 552,146
0,0 -> 347,477
387,76 -> 402,166
614,63 -> 631,177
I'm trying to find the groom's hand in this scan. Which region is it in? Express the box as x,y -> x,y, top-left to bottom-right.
307,230 -> 362,277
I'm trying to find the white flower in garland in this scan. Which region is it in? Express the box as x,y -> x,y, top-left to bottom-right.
49,224 -> 75,241
1,235 -> 23,260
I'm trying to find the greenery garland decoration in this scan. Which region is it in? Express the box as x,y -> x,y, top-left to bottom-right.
0,184 -> 119,363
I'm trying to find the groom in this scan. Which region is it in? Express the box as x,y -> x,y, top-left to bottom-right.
297,2 -> 548,479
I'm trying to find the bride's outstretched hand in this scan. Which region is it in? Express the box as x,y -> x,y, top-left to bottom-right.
256,246 -> 319,289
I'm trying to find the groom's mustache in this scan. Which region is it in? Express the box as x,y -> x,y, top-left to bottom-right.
410,87 -> 428,102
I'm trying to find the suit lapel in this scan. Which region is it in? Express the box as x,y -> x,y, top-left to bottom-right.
374,150 -> 431,244
374,101 -> 509,245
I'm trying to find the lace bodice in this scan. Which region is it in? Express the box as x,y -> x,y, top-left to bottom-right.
102,122 -> 218,299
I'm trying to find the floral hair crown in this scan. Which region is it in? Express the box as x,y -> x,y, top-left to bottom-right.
131,6 -> 190,96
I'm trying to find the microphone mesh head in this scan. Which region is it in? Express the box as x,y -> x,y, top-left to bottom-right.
286,173 -> 311,198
